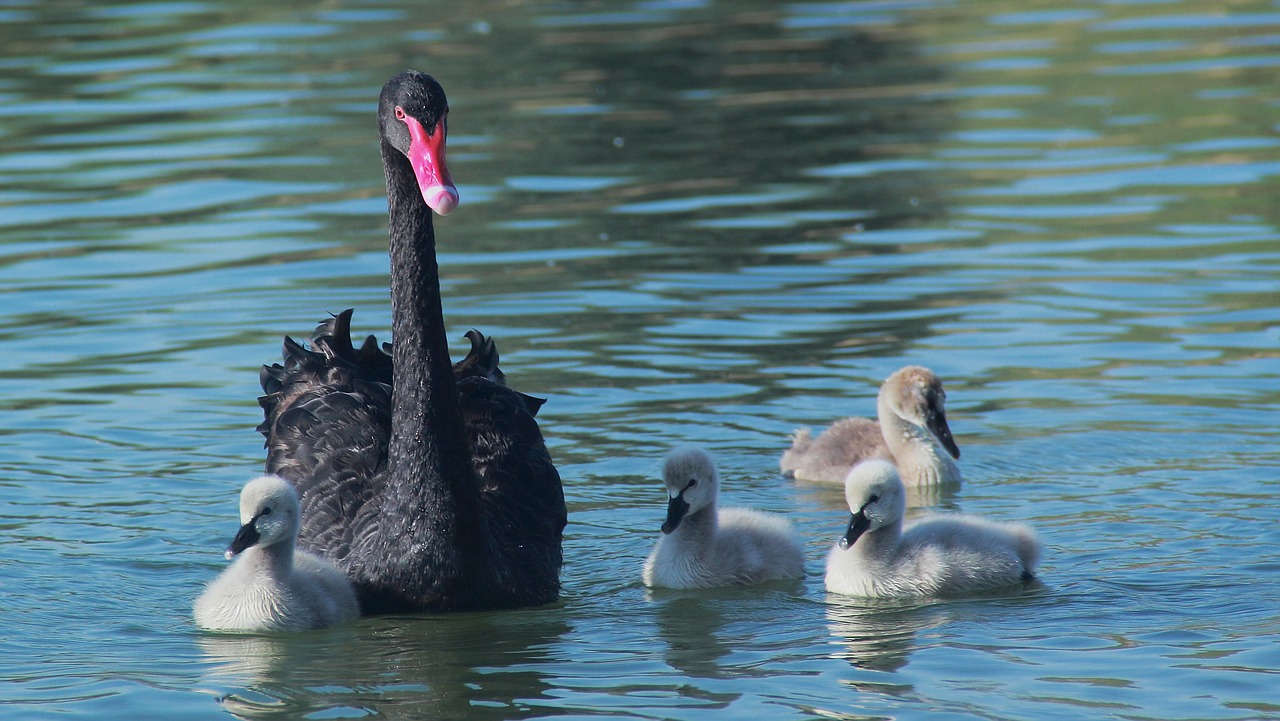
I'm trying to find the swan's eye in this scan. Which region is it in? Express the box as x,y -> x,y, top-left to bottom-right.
868,495 -> 879,504
260,507 -> 273,516
686,478 -> 698,489
394,106 -> 407,121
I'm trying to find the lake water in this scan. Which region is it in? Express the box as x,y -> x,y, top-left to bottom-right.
2,0 -> 1278,719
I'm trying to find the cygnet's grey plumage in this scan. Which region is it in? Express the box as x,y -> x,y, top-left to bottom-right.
194,475 -> 359,632
824,460 -> 1040,598
643,447 -> 805,589
781,365 -> 961,487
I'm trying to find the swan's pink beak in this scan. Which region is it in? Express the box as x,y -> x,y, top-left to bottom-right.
401,111 -> 459,216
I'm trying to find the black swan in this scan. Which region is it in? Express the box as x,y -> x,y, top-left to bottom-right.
255,70 -> 566,614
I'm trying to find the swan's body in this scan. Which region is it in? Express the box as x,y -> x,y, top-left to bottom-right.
194,476 -> 359,632
643,447 -> 805,589
256,71 -> 565,614
824,460 -> 1039,598
781,366 -> 961,487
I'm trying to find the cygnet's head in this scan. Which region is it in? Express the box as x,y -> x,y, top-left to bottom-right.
225,475 -> 301,559
838,460 -> 906,549
659,446 -> 720,534
881,365 -> 960,460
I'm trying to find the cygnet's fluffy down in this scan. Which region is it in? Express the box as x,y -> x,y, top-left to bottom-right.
194,475 -> 359,632
781,366 -> 962,487
824,460 -> 1040,598
643,447 -> 805,589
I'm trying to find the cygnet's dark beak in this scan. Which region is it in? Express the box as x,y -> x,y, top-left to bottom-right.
838,511 -> 872,550
225,520 -> 261,560
927,408 -> 961,460
661,492 -> 690,534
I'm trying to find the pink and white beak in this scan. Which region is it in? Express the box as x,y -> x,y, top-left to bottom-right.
397,107 -> 459,216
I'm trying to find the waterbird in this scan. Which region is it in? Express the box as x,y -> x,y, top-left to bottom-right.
824,460 -> 1040,598
644,447 -> 805,589
782,365 -> 961,487
256,70 -> 565,614
193,476 -> 359,632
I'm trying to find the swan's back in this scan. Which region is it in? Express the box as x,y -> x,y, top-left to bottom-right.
258,311 -> 565,612
887,515 -> 1039,596
716,507 -> 807,581
781,417 -> 888,481
258,314 -> 392,569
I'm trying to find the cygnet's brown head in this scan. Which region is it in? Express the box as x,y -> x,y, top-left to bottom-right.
881,365 -> 960,459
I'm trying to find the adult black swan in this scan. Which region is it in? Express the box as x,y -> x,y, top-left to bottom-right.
255,70 -> 566,614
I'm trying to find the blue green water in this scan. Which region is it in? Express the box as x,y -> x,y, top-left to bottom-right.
1,0 -> 1278,719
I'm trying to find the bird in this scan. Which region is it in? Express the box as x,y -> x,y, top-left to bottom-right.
781,365 -> 961,487
824,460 -> 1040,598
255,70 -> 566,614
643,447 -> 805,589
193,475 -> 360,632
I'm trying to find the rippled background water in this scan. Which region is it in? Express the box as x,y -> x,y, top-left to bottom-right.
2,0 -> 1278,719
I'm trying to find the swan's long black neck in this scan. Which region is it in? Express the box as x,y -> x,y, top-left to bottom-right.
380,138 -> 481,581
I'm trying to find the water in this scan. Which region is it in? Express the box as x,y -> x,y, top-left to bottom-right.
1,0 -> 1278,718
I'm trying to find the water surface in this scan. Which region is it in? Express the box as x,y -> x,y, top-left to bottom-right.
1,1 -> 1278,719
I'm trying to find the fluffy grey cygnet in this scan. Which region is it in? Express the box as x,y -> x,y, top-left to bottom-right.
824,460 -> 1040,598
781,365 -> 962,487
643,447 -> 805,589
194,476 -> 359,632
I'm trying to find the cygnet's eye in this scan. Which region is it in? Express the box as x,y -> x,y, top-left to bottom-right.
260,507 -> 273,516
687,478 -> 698,488
868,495 -> 880,504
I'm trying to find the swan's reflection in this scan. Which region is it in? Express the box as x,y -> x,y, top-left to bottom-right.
197,609 -> 569,721
824,596 -> 950,672
793,475 -> 960,513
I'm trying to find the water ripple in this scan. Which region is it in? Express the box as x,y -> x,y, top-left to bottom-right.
1,0 -> 1277,719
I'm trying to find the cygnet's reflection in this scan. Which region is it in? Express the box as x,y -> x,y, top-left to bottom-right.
824,597 -> 950,672
792,474 -> 961,513
197,609 -> 569,721
653,593 -> 732,678
650,583 -> 809,680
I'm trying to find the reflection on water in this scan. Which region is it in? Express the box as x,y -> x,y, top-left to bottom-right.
825,597 -> 952,673
2,0 -> 1279,719
653,594 -> 734,679
199,610 -> 570,720
650,584 -> 811,682
790,468 -> 962,512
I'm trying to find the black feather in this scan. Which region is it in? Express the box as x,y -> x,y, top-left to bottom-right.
257,310 -> 563,612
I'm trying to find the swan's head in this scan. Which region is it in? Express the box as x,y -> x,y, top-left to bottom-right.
659,446 -> 720,534
838,460 -> 905,550
379,69 -> 459,216
225,475 -> 301,560
881,365 -> 960,460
